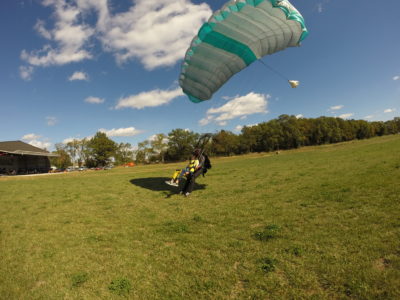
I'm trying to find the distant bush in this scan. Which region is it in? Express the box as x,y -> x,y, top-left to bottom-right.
163,221 -> 190,233
258,257 -> 277,273
109,278 -> 132,296
193,214 -> 203,222
71,272 -> 88,287
253,224 -> 280,241
285,246 -> 303,257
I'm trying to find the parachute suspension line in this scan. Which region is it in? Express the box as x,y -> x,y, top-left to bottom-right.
258,59 -> 300,88
258,59 -> 288,81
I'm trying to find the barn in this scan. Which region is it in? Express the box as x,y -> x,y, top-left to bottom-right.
0,141 -> 57,175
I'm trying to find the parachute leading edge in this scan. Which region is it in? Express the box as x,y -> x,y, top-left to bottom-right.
179,0 -> 308,103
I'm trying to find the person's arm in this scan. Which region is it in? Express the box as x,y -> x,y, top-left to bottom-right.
197,155 -> 205,169
189,160 -> 199,173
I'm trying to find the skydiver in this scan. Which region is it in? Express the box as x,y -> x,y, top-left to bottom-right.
165,150 -> 202,188
166,166 -> 190,187
180,149 -> 205,197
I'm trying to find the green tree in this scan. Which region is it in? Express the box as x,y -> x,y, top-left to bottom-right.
135,140 -> 153,164
239,125 -> 259,153
65,138 -> 90,167
76,138 -> 91,167
276,115 -> 295,149
166,129 -> 199,161
150,133 -> 168,163
338,118 -> 356,141
297,117 -> 314,146
134,150 -> 145,164
356,120 -> 374,139
65,140 -> 79,166
50,143 -> 72,169
394,117 -> 400,131
114,143 -> 134,165
211,130 -> 239,156
87,132 -> 117,167
257,120 -> 282,151
385,118 -> 400,134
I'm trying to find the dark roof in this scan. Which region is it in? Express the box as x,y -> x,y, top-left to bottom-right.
0,141 -> 57,157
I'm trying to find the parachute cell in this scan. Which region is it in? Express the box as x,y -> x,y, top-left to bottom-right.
179,0 -> 308,103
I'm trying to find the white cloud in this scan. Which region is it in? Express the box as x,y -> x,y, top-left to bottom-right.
316,0 -> 330,13
99,127 -> 143,137
21,0 -> 94,67
62,137 -> 75,144
384,108 -> 396,113
199,92 -> 269,126
69,71 -> 89,81
95,0 -> 212,69
21,0 -> 211,71
329,105 -> 343,111
21,133 -> 51,150
28,140 -> 52,150
393,76 -> 400,81
19,65 -> 34,81
199,115 -> 215,126
364,115 -> 374,120
339,113 -> 354,119
115,87 -> 183,109
62,136 -> 91,144
34,19 -> 52,39
46,116 -> 57,126
234,123 -> 258,132
85,96 -> 105,104
296,114 -> 303,119
148,134 -> 169,145
148,134 -> 158,142
22,133 -> 41,140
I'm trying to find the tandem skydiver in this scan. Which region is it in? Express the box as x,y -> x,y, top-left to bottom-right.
166,149 -> 211,197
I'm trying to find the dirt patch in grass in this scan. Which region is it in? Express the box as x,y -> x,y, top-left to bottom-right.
230,280 -> 245,299
373,258 -> 391,271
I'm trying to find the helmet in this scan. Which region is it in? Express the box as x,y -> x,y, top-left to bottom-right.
192,149 -> 201,156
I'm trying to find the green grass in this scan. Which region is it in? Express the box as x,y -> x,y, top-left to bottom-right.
1,135 -> 400,299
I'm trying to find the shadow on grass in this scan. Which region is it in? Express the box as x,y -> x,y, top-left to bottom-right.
129,177 -> 206,197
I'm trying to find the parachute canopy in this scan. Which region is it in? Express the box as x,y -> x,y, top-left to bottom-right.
179,0 -> 308,103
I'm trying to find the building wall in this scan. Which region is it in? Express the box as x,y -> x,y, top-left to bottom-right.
0,154 -> 50,174
0,155 -> 16,173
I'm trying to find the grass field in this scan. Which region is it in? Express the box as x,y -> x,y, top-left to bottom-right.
1,135 -> 400,299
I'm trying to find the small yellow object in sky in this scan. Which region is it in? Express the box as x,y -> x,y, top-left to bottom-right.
289,80 -> 300,88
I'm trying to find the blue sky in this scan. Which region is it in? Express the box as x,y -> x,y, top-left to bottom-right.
1,0 -> 399,150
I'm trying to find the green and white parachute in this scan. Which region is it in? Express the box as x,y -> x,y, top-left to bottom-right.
179,0 -> 308,103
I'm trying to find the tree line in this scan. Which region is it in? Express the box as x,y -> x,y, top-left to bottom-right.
51,116 -> 400,168
51,132 -> 134,169
210,115 -> 400,156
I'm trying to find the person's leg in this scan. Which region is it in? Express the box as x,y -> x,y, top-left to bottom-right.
172,169 -> 181,181
179,169 -> 186,178
181,175 -> 191,193
186,169 -> 203,194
